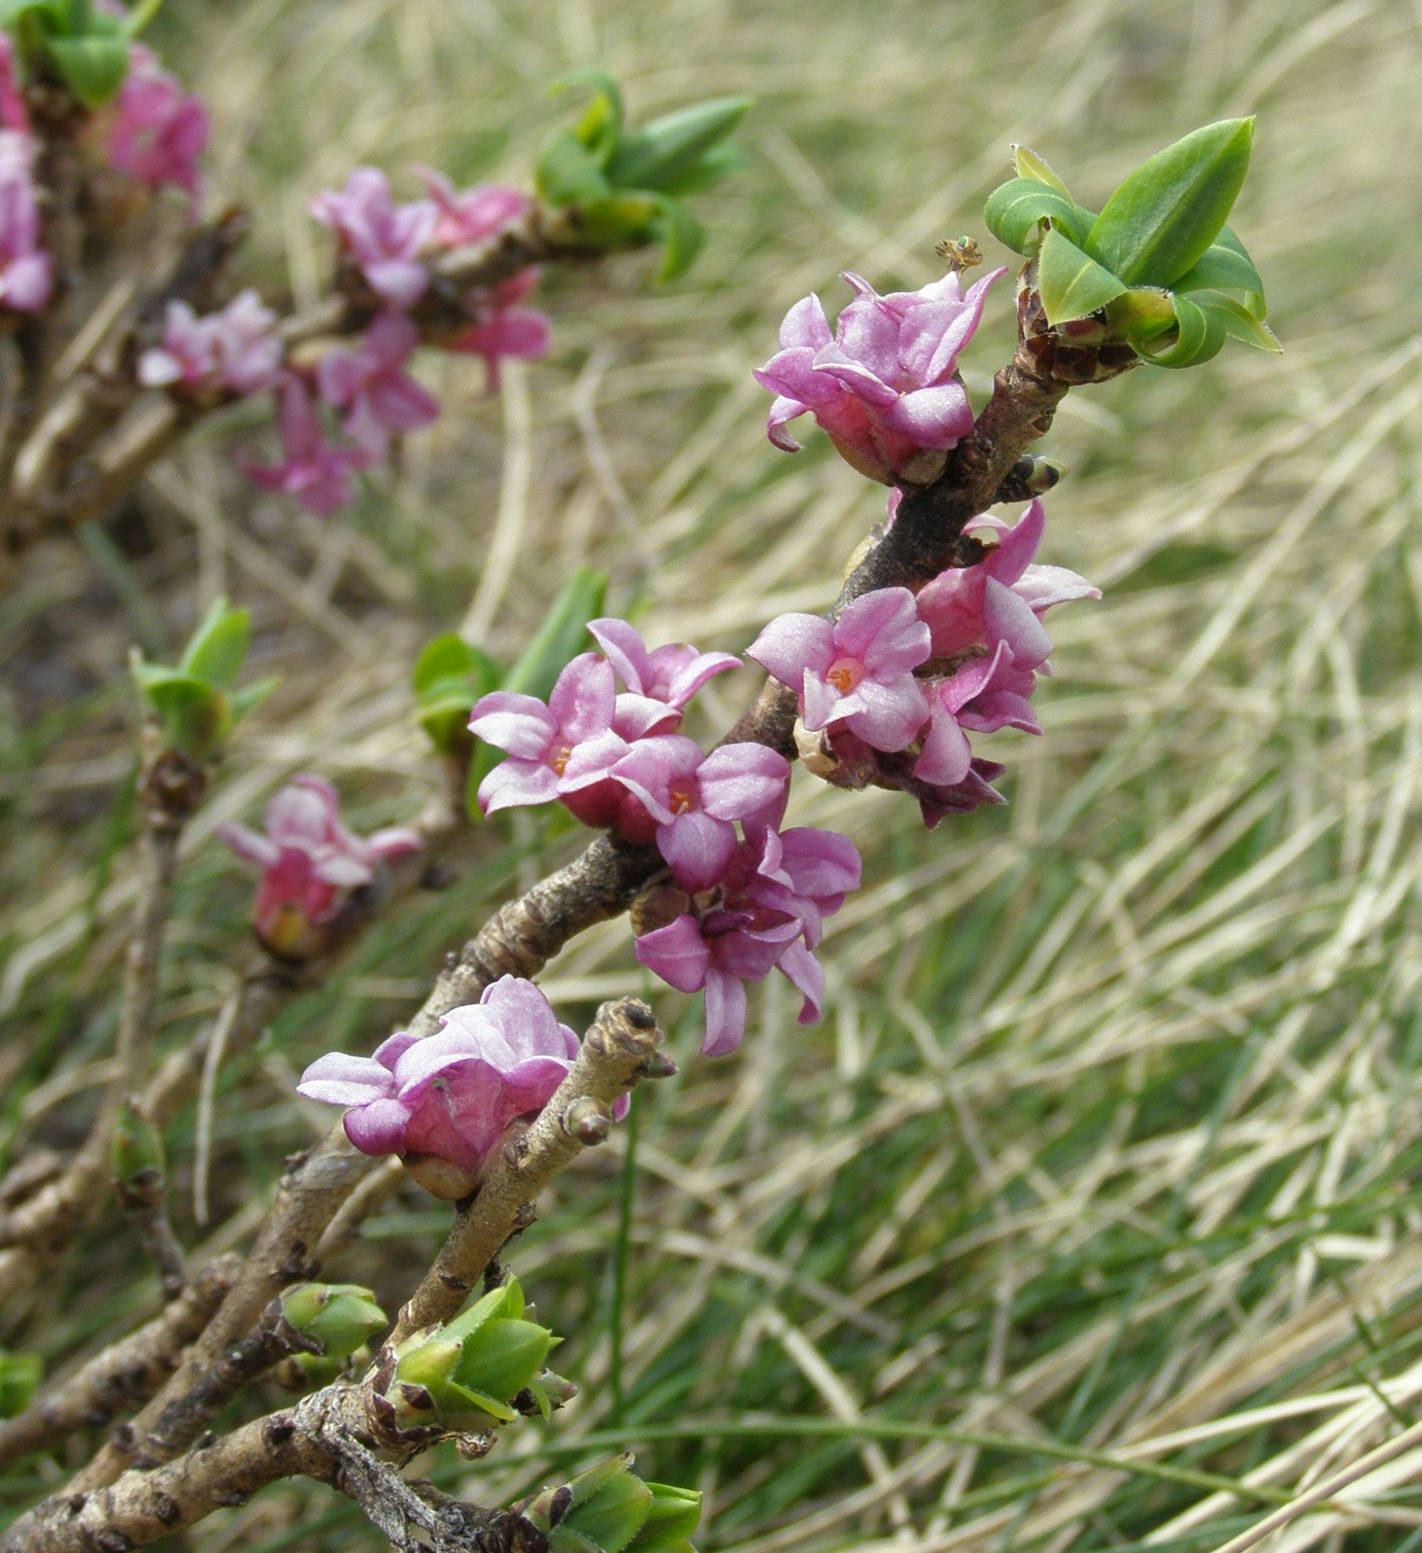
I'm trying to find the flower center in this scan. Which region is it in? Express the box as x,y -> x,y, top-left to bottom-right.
826,656 -> 865,694
668,783 -> 696,815
550,744 -> 573,775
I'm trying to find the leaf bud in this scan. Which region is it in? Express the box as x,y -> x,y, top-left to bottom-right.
279,1282 -> 387,1360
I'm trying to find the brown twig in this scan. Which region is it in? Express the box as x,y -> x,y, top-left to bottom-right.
0,1254 -> 239,1468
393,996 -> 672,1340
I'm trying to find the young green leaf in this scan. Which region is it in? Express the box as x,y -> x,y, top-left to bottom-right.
1036,227 -> 1129,326
650,196 -> 704,282
412,634 -> 500,756
1170,223 -> 1266,311
983,177 -> 1095,255
535,132 -> 614,208
1012,144 -> 1072,194
549,69 -> 624,161
178,597 -> 250,688
47,32 -> 129,106
1136,292 -> 1228,368
1086,118 -> 1254,287
1184,290 -> 1281,352
1102,286 -> 1178,348
604,96 -> 752,195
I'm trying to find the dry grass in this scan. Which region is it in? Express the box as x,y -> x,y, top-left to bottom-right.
3,0 -> 1422,1550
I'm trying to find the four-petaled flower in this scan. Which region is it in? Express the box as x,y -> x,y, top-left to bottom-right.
139,291 -> 284,397
754,266 -> 1004,484
297,976 -> 594,1200
316,311 -> 441,460
243,378 -> 369,517
215,774 -> 421,959
748,588 -> 931,752
107,45 -> 208,202
310,167 -> 436,310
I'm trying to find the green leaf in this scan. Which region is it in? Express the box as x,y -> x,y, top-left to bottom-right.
1102,286 -> 1178,348
1171,224 -> 1265,310
1086,118 -> 1254,287
1183,289 -> 1281,353
569,1472 -> 653,1553
632,1486 -> 702,1553
227,675 -> 278,726
1036,227 -> 1129,325
47,32 -> 130,105
1012,144 -> 1071,194
121,0 -> 164,36
132,670 -> 227,759
647,139 -> 747,199
604,96 -> 752,195
650,196 -> 704,282
0,0 -> 64,27
535,131 -> 614,207
563,191 -> 662,248
178,596 -> 249,687
548,69 -> 624,161
1136,292 -> 1228,368
983,177 -> 1095,254
412,634 -> 500,756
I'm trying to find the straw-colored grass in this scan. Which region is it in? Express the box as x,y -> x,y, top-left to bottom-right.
3,1 -> 1421,1550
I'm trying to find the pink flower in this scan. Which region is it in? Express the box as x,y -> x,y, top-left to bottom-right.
635,826 -> 860,1056
913,500 -> 1099,660
215,774 -> 422,960
243,378 -> 369,517
0,37 -> 29,134
448,268 -> 551,390
588,618 -> 740,710
0,131 -> 50,313
138,291 -> 283,396
107,46 -> 207,201
611,736 -> 790,892
417,168 -> 531,248
310,168 -> 436,309
297,976 -> 589,1200
316,311 -> 440,459
754,266 -> 1005,484
748,588 -> 931,753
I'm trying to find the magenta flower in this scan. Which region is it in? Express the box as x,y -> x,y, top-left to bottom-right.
611,736 -> 790,892
243,378 -> 369,516
635,826 -> 860,1056
0,38 -> 28,134
297,977 -> 586,1200
310,168 -> 436,310
589,618 -> 740,710
748,588 -> 931,753
107,46 -> 207,201
470,653 -> 641,831
417,168 -> 531,248
913,500 -> 1098,659
138,291 -> 283,397
754,266 -> 1005,484
0,132 -> 50,313
449,267 -> 551,390
316,311 -> 440,460
215,774 -> 422,960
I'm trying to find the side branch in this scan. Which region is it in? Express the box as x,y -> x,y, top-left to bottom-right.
394,996 -> 672,1339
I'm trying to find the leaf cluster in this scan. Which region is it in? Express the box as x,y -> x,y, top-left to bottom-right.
535,71 -> 751,280
520,1456 -> 702,1553
0,0 -> 160,107
984,120 -> 1278,367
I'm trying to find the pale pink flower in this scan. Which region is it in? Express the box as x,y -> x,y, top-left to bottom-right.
316,311 -> 440,459
297,976 -> 592,1200
243,378 -> 368,517
755,266 -> 1005,484
138,291 -> 283,396
0,131 -> 50,313
216,774 -> 421,960
107,45 -> 207,201
310,168 -> 436,309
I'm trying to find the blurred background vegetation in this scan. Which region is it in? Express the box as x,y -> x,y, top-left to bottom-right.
3,0 -> 1422,1549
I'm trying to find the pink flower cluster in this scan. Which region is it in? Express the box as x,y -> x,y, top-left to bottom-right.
215,774 -> 422,960
748,500 -> 1098,826
239,166 -> 550,515
297,976 -> 593,1200
469,619 -> 861,1055
105,45 -> 207,202
754,266 -> 1005,485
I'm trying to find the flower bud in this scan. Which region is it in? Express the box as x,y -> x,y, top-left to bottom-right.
110,1099 -> 164,1190
390,1278 -> 560,1431
279,1282 -> 387,1360
521,1457 -> 702,1553
0,1352 -> 40,1418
